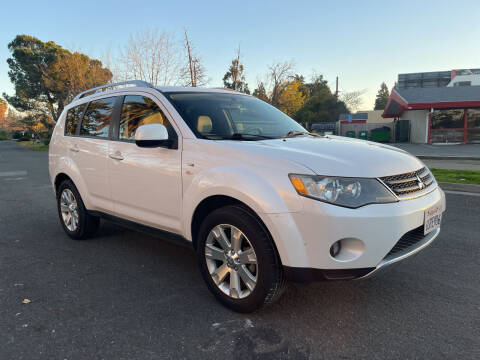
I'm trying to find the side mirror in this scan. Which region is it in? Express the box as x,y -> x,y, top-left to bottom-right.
134,124 -> 169,148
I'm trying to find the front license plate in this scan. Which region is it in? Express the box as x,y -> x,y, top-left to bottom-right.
424,205 -> 442,235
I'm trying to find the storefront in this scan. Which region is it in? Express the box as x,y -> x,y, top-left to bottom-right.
382,86 -> 480,143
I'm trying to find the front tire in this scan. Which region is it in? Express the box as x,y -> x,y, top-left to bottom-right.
56,180 -> 99,240
197,205 -> 285,312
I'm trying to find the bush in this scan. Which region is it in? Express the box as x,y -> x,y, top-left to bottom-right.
18,136 -> 31,142
42,138 -> 50,146
0,129 -> 8,140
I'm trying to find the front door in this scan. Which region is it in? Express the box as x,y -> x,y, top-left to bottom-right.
108,94 -> 182,233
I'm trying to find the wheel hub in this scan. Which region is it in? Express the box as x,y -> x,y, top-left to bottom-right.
225,251 -> 240,269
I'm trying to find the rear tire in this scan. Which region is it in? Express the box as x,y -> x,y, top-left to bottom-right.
197,205 -> 285,312
56,180 -> 100,240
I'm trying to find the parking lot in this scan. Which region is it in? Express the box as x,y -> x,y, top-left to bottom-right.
1,140 -> 479,359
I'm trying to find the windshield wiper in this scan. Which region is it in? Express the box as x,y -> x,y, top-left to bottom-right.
229,133 -> 276,140
282,131 -> 322,138
201,133 -> 276,141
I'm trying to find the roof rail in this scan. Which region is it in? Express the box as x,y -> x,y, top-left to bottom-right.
73,80 -> 153,101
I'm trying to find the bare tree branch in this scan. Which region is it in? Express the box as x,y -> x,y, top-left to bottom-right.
117,28 -> 182,86
267,61 -> 294,107
181,28 -> 207,87
340,89 -> 366,112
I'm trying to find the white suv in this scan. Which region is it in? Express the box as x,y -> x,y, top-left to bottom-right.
49,81 -> 446,312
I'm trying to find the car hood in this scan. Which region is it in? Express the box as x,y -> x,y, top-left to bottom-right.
215,135 -> 424,178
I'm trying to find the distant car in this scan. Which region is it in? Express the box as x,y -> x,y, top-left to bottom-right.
49,81 -> 446,312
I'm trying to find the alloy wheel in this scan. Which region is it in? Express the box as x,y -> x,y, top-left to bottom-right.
60,189 -> 79,232
205,224 -> 258,299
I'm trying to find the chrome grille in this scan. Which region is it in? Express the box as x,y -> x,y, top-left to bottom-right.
380,167 -> 434,197
385,226 -> 425,258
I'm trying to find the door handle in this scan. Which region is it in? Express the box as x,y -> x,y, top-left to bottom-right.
109,152 -> 125,161
69,146 -> 79,152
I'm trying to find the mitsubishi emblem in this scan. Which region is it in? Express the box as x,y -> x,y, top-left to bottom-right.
416,175 -> 425,190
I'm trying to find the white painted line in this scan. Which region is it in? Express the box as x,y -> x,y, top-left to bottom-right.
0,171 -> 27,177
444,190 -> 480,197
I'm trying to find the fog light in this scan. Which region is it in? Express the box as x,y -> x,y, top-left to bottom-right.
330,241 -> 341,258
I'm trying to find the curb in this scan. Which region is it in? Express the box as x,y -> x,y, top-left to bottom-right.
439,182 -> 480,193
417,155 -> 480,161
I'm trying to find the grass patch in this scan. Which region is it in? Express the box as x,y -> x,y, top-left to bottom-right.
430,168 -> 480,185
17,140 -> 49,152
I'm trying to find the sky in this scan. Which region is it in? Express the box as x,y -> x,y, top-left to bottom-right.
1,0 -> 480,110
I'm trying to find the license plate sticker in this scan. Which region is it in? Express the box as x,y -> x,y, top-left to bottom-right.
424,205 -> 442,235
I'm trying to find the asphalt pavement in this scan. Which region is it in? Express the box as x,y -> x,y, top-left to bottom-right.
1,140 -> 479,360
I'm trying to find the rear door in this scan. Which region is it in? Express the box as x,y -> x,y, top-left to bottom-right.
107,94 -> 182,233
75,96 -> 119,213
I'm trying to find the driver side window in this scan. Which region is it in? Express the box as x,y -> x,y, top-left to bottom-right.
119,95 -> 177,141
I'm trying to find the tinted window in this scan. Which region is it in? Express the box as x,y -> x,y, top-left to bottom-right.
80,97 -> 116,138
163,92 -> 305,139
64,105 -> 84,135
119,95 -> 177,140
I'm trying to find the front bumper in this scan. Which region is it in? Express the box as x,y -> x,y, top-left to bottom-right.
263,186 -> 446,278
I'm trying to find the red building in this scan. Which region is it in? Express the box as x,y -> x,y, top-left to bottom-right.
382,86 -> 480,143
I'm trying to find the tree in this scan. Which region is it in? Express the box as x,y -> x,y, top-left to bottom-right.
181,29 -> 207,87
4,34 -> 112,120
0,98 -> 7,128
304,73 -> 330,97
294,73 -> 348,127
252,82 -> 269,102
222,46 -> 249,93
295,94 -> 348,126
340,89 -> 366,112
267,61 -> 294,107
374,82 -> 390,110
118,28 -> 181,86
292,74 -> 309,97
277,81 -> 305,117
45,52 -> 113,110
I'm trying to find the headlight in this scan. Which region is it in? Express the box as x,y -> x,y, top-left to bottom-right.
289,174 -> 397,208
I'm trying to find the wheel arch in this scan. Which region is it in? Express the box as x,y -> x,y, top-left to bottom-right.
54,173 -> 73,194
190,195 -> 282,266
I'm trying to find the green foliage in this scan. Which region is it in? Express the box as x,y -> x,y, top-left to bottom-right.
252,82 -> 269,102
223,57 -> 250,94
294,75 -> 348,126
374,82 -> 390,110
4,34 -> 112,120
0,129 -> 8,140
17,140 -> 49,151
12,131 -> 23,139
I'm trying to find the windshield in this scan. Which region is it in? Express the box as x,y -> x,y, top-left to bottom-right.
163,92 -> 306,140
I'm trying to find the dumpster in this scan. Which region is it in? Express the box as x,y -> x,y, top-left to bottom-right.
346,131 -> 356,138
370,127 -> 390,142
359,130 -> 368,140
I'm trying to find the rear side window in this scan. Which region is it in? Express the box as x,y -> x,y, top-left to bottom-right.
119,95 -> 177,140
80,97 -> 116,138
64,106 -> 84,135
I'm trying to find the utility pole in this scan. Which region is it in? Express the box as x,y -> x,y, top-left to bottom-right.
335,76 -> 339,98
